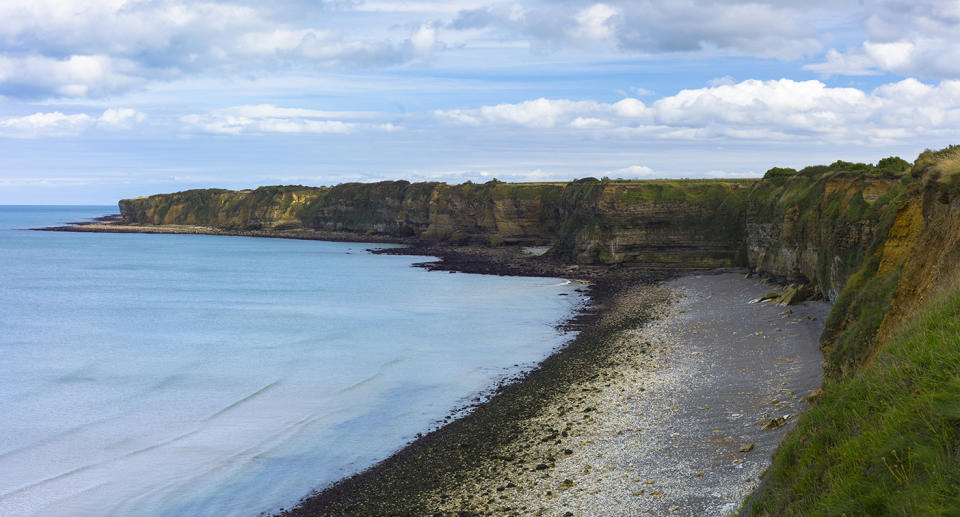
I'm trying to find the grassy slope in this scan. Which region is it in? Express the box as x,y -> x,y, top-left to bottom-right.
749,286 -> 960,516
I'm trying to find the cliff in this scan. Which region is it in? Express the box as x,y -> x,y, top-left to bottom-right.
120,178 -> 755,268
743,165 -> 907,300
745,147 -> 960,515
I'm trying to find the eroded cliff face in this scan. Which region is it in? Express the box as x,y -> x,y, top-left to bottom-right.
116,169 -> 909,294
875,183 -> 960,340
807,149 -> 960,378
120,179 -> 754,267
118,186 -> 329,230
744,173 -> 905,300
556,181 -> 750,267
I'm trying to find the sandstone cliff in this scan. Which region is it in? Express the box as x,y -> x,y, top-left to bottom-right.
744,168 -> 906,300
120,178 -> 754,268
743,146 -> 960,516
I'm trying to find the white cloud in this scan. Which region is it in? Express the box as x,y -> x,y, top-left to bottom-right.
0,1 -> 446,99
653,79 -> 872,130
436,97 -> 649,128
238,26 -> 438,66
447,0 -> 822,59
410,24 -> 439,54
805,0 -> 960,79
569,4 -> 620,44
612,165 -> 656,177
0,112 -> 95,137
804,49 -> 879,77
570,117 -> 611,129
435,77 -> 960,144
707,75 -> 737,87
98,108 -> 148,129
864,41 -> 916,71
627,86 -> 653,97
180,104 -> 400,135
0,108 -> 146,137
612,98 -> 651,118
0,54 -> 144,98
355,1 -> 485,14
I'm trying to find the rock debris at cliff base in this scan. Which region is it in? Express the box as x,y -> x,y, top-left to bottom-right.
415,273 -> 829,517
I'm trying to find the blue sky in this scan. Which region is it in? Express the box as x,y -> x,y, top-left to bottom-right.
1,0 -> 959,204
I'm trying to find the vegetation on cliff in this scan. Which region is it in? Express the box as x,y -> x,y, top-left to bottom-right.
745,157 -> 909,299
748,286 -> 960,516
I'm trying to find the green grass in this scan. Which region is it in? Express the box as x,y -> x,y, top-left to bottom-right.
747,286 -> 960,516
821,254 -> 901,378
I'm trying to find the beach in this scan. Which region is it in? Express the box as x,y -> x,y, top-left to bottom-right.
282,271 -> 829,516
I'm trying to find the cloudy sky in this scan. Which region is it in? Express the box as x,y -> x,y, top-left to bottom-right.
1,0 -> 959,203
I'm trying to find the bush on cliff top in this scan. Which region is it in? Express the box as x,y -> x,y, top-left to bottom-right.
747,285 -> 960,516
763,157 -> 911,181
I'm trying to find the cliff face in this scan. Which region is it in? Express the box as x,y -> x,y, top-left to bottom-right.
120,179 -> 755,267
118,186 -> 329,230
743,148 -> 960,516
877,185 -> 960,337
744,171 -> 905,300
116,165 -> 923,295
119,170 -> 906,290
555,180 -> 751,266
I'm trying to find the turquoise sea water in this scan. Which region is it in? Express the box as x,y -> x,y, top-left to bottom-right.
0,206 -> 582,516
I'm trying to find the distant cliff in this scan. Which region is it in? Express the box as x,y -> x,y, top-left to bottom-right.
120,179 -> 754,268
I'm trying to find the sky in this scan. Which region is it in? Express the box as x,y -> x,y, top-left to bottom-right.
1,0 -> 959,204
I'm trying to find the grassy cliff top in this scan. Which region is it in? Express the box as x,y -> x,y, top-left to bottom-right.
122,177 -> 760,201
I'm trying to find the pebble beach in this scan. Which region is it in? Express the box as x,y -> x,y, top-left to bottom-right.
284,271 -> 830,516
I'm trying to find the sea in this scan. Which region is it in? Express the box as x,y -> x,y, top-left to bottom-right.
0,206 -> 583,516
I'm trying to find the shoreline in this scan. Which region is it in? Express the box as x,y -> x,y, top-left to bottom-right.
278,273 -> 673,516
279,273 -> 829,516
34,219 -> 418,245
36,220 -> 709,282
41,220 -> 828,516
